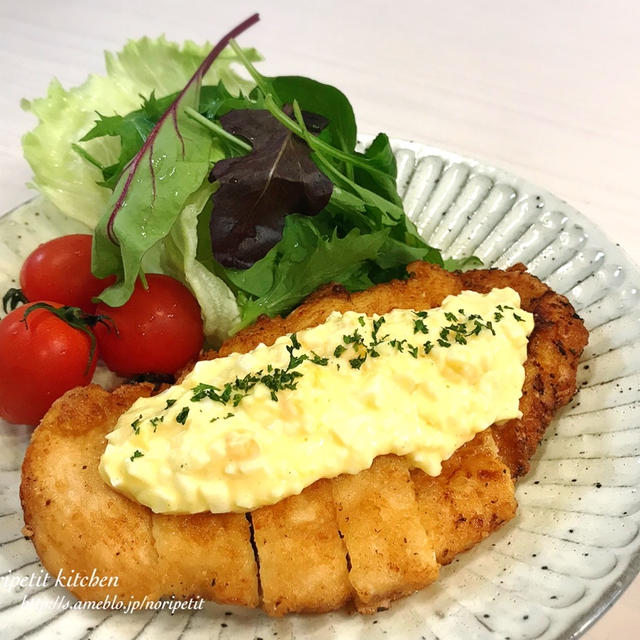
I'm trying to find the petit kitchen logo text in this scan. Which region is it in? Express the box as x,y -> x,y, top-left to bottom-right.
0,568 -> 118,590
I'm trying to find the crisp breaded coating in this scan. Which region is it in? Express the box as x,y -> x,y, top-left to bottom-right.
332,455 -> 439,612
153,511 -> 259,606
21,384 -> 163,602
411,430 -> 516,565
20,261 -> 588,615
252,479 -> 352,615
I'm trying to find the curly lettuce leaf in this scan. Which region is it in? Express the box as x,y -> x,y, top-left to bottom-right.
21,36 -> 259,228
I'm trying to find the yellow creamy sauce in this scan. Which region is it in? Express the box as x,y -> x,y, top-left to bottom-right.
99,288 -> 534,514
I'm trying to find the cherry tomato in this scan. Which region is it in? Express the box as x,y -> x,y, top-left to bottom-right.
20,234 -> 116,313
0,302 -> 98,426
94,274 -> 204,376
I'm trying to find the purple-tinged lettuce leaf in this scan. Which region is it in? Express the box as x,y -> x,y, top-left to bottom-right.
209,107 -> 333,269
92,14 -> 261,306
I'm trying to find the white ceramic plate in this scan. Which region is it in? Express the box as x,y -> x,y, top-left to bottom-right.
1,140 -> 639,640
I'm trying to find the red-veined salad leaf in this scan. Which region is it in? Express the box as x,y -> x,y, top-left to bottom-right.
77,84 -> 256,192
92,14 -> 261,306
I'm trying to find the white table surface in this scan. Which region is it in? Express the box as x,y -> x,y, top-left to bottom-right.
1,1 -> 638,638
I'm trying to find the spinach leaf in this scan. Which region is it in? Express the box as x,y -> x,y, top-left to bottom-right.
269,76 -> 356,152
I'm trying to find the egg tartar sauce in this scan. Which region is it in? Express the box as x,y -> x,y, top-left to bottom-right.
99,287 -> 534,514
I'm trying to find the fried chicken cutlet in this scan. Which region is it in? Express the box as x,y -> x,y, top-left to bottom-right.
20,262 -> 588,615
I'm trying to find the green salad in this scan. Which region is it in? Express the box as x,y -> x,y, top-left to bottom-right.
21,14 -> 478,345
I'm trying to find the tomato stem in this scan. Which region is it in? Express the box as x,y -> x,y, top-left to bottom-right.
2,288 -> 28,314
21,303 -> 116,375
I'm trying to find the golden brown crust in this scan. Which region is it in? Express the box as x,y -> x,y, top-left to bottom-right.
411,430 -> 516,565
332,455 -> 439,612
20,384 -> 162,602
153,512 -> 260,606
20,261 -> 588,615
252,479 -> 352,615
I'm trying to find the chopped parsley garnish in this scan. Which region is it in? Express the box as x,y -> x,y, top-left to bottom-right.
176,407 -> 190,424
342,328 -> 364,346
412,311 -> 429,334
371,316 -> 386,340
310,351 -> 329,366
260,366 -> 304,401
164,304 -> 521,419
209,411 -> 237,423
131,414 -> 143,435
286,341 -> 308,369
368,316 -> 387,357
164,399 -> 176,409
149,415 -> 164,432
188,335 -> 310,408
130,450 -> 144,462
413,318 -> 429,334
191,382 -> 235,404
469,321 -> 483,336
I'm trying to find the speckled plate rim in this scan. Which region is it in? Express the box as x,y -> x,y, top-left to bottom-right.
387,137 -> 640,277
